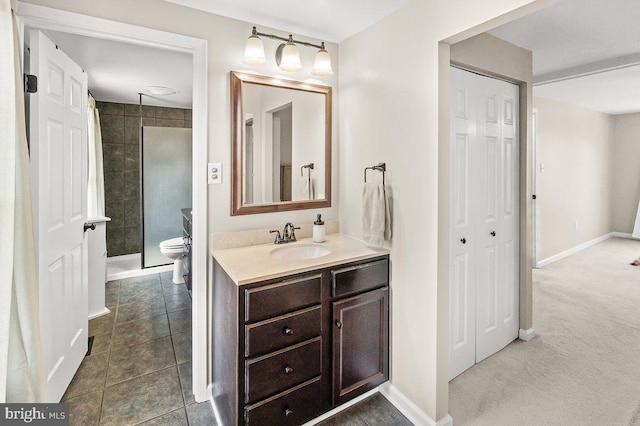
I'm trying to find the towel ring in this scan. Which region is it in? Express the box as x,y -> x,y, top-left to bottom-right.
364,163 -> 386,184
301,162 -> 314,177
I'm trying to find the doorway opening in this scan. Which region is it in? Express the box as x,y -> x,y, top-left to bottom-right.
18,3 -> 209,403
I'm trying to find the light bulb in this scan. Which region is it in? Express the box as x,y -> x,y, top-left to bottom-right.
242,28 -> 266,66
278,37 -> 302,72
312,45 -> 333,76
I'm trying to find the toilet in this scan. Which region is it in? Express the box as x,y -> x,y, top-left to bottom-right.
159,237 -> 187,284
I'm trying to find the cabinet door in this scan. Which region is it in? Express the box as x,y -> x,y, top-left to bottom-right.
332,287 -> 389,405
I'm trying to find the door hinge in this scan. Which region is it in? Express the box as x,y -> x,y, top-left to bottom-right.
24,74 -> 37,93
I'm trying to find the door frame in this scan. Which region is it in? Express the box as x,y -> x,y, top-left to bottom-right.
532,108 -> 539,268
438,38 -> 535,386
447,65 -> 521,379
17,3 -> 210,402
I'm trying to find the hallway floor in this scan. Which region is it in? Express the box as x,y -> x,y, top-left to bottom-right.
65,271 -> 413,425
449,237 -> 640,425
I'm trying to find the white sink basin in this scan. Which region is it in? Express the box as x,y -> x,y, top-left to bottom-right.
270,244 -> 331,261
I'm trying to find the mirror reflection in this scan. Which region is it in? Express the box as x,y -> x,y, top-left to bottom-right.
231,72 -> 332,215
242,84 -> 325,204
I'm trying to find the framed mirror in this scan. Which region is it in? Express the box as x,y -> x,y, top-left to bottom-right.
231,71 -> 332,215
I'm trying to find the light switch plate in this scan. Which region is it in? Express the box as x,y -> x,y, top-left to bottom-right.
208,162 -> 222,184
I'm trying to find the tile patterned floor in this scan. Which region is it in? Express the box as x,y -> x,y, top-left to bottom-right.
63,272 -> 215,426
318,393 -> 414,426
65,271 -> 412,425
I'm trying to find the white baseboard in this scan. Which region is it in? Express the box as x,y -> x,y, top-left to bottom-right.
611,232 -> 639,240
107,265 -> 173,281
106,253 -> 173,281
519,327 -> 535,342
537,233 -> 613,268
379,382 -> 453,426
88,307 -> 111,320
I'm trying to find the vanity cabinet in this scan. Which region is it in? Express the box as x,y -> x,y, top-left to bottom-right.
212,254 -> 389,426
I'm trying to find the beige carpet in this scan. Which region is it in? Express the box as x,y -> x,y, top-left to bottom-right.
449,237 -> 640,426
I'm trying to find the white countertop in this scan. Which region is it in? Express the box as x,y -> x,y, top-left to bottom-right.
213,234 -> 389,285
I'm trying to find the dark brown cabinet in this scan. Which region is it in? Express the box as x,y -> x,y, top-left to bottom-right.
212,254 -> 389,426
332,287 -> 389,405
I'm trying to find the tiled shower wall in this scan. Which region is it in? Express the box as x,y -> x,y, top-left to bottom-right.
98,101 -> 192,257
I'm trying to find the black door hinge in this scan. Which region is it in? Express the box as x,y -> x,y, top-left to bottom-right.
24,74 -> 37,93
532,194 -> 537,200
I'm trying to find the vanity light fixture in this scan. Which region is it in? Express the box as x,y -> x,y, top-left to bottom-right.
242,26 -> 333,76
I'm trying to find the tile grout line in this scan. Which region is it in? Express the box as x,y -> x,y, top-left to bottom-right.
101,275 -> 178,425
162,273 -> 191,419
162,271 -> 194,426
73,273 -> 195,425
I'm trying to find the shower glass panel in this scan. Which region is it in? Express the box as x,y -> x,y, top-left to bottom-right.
142,126 -> 192,268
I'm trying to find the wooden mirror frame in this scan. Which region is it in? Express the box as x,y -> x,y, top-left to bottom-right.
230,71 -> 332,215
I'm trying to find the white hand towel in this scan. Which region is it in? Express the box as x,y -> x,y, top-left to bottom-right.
363,183 -> 390,247
299,177 -> 314,200
384,185 -> 392,241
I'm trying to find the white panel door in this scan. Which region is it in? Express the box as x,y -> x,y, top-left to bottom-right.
475,75 -> 519,363
30,30 -> 89,402
449,67 -> 519,380
449,68 -> 478,380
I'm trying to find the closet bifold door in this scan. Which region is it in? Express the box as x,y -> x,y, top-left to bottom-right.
449,67 -> 478,380
448,66 -> 520,381
474,73 -> 519,364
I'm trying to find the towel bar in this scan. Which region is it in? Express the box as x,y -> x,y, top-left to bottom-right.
364,163 -> 386,184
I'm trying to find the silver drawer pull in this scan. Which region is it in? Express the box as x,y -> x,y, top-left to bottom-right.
283,327 -> 294,335
284,408 -> 294,417
284,366 -> 293,374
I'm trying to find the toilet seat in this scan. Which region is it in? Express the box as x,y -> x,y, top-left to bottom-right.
160,237 -> 184,249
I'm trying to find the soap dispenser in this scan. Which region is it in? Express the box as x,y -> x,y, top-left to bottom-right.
313,214 -> 325,243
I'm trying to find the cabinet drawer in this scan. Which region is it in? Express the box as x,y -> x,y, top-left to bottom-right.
245,274 -> 321,322
245,377 -> 321,426
245,306 -> 321,357
245,338 -> 321,403
331,259 -> 388,298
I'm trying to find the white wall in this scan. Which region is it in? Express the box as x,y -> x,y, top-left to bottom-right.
612,113 -> 640,234
21,0 -> 340,233
339,0 -> 554,421
534,97 -> 613,261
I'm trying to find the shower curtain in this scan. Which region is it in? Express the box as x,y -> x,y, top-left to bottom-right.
87,95 -> 105,217
0,0 -> 46,402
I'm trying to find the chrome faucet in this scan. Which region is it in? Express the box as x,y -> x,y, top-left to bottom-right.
270,222 -> 301,244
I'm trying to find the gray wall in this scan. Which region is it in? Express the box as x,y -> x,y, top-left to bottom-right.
98,101 -> 192,257
533,97 -> 613,261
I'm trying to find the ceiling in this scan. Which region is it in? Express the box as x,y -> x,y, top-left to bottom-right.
41,0 -> 410,109
44,30 -> 193,108
489,0 -> 640,115
162,0 -> 409,43
533,64 -> 640,115
41,0 -> 640,115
